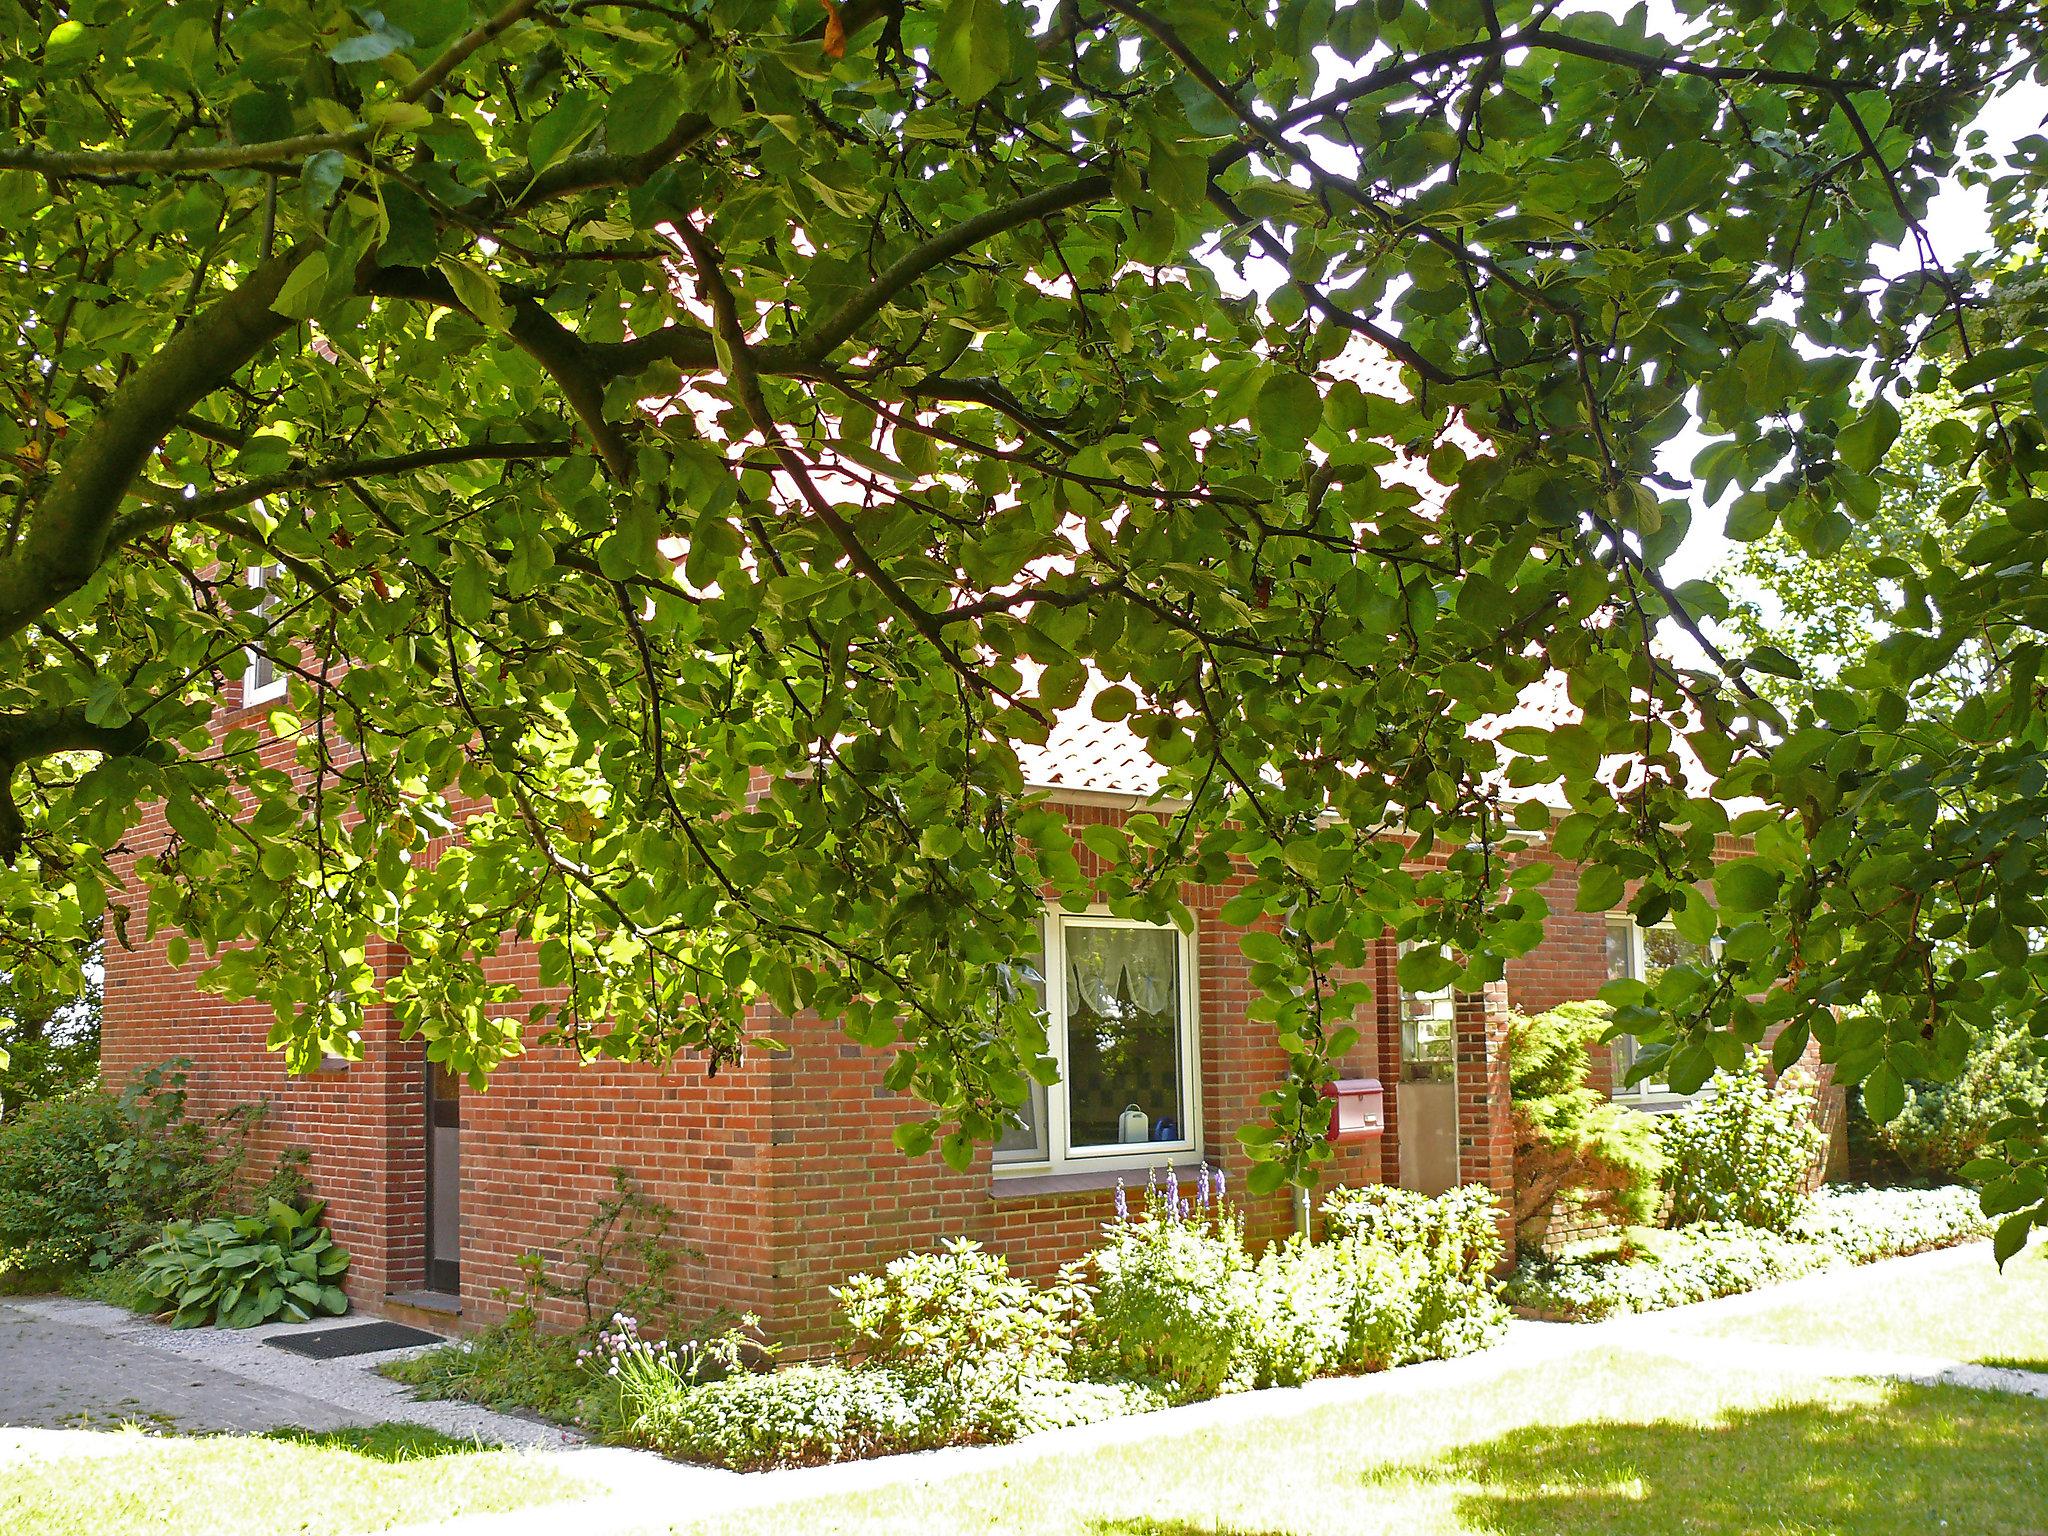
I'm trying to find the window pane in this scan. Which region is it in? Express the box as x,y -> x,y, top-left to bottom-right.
1398,946 -> 1456,1083
1605,919 -> 1632,982
1062,923 -> 1186,1150
1641,926 -> 1708,984
994,938 -> 1050,1163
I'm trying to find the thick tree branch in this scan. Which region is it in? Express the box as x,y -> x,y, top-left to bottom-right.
0,706 -> 153,865
0,246 -> 308,642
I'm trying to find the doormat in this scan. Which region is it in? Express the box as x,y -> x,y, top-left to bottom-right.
266,1321 -> 445,1359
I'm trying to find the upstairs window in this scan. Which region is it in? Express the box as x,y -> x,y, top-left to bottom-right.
1397,945 -> 1457,1084
994,911 -> 1200,1175
243,564 -> 288,706
1604,919 -> 1710,1099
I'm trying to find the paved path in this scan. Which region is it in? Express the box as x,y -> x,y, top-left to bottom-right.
7,1241 -> 2047,1536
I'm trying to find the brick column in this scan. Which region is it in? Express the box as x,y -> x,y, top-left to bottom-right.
1453,978 -> 1516,1264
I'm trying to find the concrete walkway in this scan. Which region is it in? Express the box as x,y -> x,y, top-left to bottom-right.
7,1240 -> 2046,1536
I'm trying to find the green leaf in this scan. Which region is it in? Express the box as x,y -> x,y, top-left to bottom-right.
528,91 -> 600,173
606,76 -> 677,158
1256,370 -> 1324,449
1837,396 -> 1901,473
1715,859 -> 1782,913
1576,864 -> 1625,913
435,258 -> 508,331
271,252 -> 331,320
933,0 -> 1012,104
1862,1062 -> 1905,1124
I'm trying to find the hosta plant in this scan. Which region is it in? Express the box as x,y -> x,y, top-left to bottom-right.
137,1198 -> 349,1329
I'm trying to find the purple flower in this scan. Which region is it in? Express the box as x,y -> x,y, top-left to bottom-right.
1215,1166 -> 1227,1199
1197,1163 -> 1212,1211
1163,1164 -> 1180,1218
1180,1198 -> 1191,1220
1114,1178 -> 1128,1222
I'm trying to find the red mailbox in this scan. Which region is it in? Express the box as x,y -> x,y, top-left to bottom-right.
1321,1077 -> 1386,1143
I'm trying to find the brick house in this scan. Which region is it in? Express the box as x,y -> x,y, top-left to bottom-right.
99,656 -> 1826,1349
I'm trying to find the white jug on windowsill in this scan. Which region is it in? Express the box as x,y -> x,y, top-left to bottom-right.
1117,1104 -> 1149,1144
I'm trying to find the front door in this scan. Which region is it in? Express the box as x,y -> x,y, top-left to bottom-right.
424,1062 -> 461,1295
1397,984 -> 1460,1195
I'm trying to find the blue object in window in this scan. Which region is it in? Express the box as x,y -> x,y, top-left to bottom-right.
1153,1116 -> 1179,1142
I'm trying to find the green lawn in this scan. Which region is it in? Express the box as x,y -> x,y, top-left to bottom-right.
664,1349 -> 2048,1536
1683,1243 -> 2048,1372
0,1422 -> 589,1536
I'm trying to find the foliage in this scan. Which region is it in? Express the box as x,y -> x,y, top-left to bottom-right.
0,0 -> 2045,1246
0,936 -> 100,1120
1505,1000 -> 1667,1244
0,1091 -> 125,1274
382,1311 -> 596,1425
1506,1183 -> 1991,1320
1872,1027 -> 2048,1180
135,1197 -> 349,1328
834,1237 -> 1083,1416
632,1363 -> 957,1470
515,1167 -> 696,1330
1084,1171 -> 1506,1399
581,1309 -> 757,1432
1082,1167 -> 1252,1399
1658,1054 -> 1825,1231
1319,1183 -> 1511,1361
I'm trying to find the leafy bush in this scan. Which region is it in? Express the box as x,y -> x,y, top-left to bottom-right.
836,1237 -> 1078,1387
1787,1183 -> 1992,1262
1659,1053 -> 1824,1230
1085,1173 -> 1509,1398
0,1092 -> 125,1274
0,1059 -> 268,1279
136,1197 -> 349,1328
1083,1167 -> 1251,1399
1321,1183 -> 1510,1361
1873,1027 -> 2048,1178
1507,1183 -> 1992,1320
1505,1001 -> 1666,1244
633,1362 -> 951,1469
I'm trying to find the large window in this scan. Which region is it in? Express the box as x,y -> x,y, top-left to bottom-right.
994,911 -> 1200,1175
243,564 -> 287,706
1604,919 -> 1710,1099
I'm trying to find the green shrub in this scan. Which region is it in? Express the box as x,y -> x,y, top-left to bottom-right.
836,1237 -> 1078,1389
0,1092 -> 125,1274
1874,1027 -> 2048,1178
1083,1171 -> 1251,1400
1788,1183 -> 1992,1262
1321,1183 -> 1510,1361
1506,1000 -> 1666,1244
136,1197 -> 349,1328
1659,1053 -> 1824,1230
1506,1182 -> 1993,1320
633,1363 -> 950,1469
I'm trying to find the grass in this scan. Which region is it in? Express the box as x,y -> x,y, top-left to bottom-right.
0,1421 -> 588,1536
660,1348 -> 2048,1536
381,1313 -> 599,1424
1683,1241 -> 2048,1372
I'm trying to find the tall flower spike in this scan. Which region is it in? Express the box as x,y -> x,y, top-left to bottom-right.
1114,1177 -> 1128,1223
1164,1164 -> 1179,1221
1197,1162 -> 1212,1211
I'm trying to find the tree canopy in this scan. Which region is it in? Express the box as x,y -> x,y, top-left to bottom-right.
2,0 -> 2046,1242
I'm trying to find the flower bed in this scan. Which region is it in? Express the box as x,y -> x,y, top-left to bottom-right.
1505,1183 -> 1991,1321
445,1174 -> 1510,1471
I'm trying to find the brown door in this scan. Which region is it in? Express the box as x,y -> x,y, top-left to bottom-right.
424,1062 -> 461,1295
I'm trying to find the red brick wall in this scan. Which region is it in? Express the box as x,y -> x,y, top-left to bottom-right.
103,784 -> 1651,1348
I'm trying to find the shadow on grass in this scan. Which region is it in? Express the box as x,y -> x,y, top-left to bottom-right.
1399,1378 -> 2048,1536
1984,1357 -> 2048,1375
255,1424 -> 493,1462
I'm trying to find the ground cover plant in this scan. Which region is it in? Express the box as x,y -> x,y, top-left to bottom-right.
1684,1239 -> 2048,1373
658,1347 -> 2048,1536
135,1198 -> 349,1329
1506,1183 -> 1991,1321
0,1422 -> 588,1536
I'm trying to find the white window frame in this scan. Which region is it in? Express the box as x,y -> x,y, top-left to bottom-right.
1605,918 -> 1713,1104
993,905 -> 1202,1178
243,564 -> 288,706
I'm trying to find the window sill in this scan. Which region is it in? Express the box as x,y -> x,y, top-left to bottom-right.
989,1154 -> 1212,1201
1614,1093 -> 1694,1114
